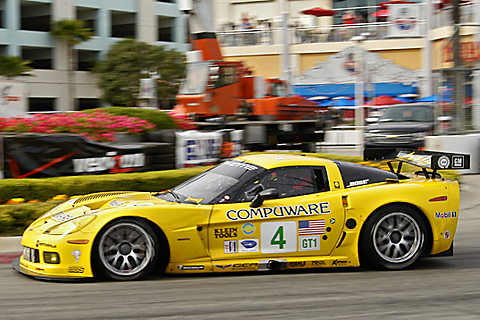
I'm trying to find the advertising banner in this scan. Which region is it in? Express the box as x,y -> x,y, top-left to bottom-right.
1,134 -> 175,178
175,131 -> 223,168
388,4 -> 422,38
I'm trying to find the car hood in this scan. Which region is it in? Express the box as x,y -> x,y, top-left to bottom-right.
366,121 -> 433,133
26,191 -> 171,235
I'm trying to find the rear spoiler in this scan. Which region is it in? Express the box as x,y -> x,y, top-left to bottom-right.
364,148 -> 470,178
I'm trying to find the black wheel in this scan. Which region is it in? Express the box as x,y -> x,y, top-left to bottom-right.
93,218 -> 160,280
360,205 -> 428,270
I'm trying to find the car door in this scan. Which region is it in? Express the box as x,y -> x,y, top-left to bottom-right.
208,165 -> 345,263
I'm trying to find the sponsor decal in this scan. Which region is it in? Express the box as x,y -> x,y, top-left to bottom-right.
52,211 -> 74,222
242,223 -> 256,235
72,249 -> 81,262
223,160 -> 258,171
347,179 -> 369,187
444,230 -> 451,239
178,265 -> 205,271
435,211 -> 457,219
437,156 -> 450,169
67,266 -> 85,274
108,200 -> 125,207
334,181 -> 341,189
299,235 -> 320,251
239,239 -> 259,253
298,220 -> 326,235
330,218 -> 336,224
311,260 -> 326,267
452,156 -> 465,168
226,202 -> 331,221
215,228 -> 237,239
35,241 -> 56,248
287,261 -> 306,268
224,240 -> 237,253
126,203 -> 154,207
185,197 -> 203,204
332,260 -> 348,266
215,263 -> 258,271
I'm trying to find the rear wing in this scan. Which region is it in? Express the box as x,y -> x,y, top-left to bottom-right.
364,148 -> 470,178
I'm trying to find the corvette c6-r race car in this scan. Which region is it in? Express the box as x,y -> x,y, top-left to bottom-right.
13,149 -> 469,281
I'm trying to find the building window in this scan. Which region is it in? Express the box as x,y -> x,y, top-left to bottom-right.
22,47 -> 53,70
0,1 -> 4,29
28,98 -> 56,112
77,98 -> 100,111
76,6 -> 98,36
158,16 -> 174,42
77,50 -> 99,71
21,0 -> 51,32
111,11 -> 136,38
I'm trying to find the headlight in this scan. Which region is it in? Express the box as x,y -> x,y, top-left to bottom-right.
45,215 -> 96,235
44,252 -> 60,264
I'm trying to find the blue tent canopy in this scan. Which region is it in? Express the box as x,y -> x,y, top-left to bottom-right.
293,83 -> 418,99
416,94 -> 453,103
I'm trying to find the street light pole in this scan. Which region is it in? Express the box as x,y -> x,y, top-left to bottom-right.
351,33 -> 369,152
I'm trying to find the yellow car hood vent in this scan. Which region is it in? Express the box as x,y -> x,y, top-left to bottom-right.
73,191 -> 144,206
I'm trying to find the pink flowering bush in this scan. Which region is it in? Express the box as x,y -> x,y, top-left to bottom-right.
168,111 -> 198,130
0,109 -> 156,142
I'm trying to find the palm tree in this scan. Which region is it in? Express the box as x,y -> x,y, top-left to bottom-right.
0,56 -> 33,79
50,19 -> 93,110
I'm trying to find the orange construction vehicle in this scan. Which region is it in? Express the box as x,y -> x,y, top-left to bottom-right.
175,0 -> 324,151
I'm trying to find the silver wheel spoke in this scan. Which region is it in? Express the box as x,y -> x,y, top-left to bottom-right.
99,222 -> 155,277
372,212 -> 422,264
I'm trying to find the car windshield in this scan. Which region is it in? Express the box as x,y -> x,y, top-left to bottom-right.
178,61 -> 210,95
156,160 -> 265,204
378,105 -> 433,122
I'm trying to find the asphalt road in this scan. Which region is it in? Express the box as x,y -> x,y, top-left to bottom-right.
1,175 -> 479,320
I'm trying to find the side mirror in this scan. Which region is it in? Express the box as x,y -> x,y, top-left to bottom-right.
250,188 -> 279,208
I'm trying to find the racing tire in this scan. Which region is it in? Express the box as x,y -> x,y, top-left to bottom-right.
92,218 -> 160,281
360,205 -> 428,270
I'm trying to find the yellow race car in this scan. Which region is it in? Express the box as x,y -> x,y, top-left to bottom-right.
13,149 -> 469,281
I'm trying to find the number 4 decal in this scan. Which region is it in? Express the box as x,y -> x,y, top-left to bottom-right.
261,221 -> 297,253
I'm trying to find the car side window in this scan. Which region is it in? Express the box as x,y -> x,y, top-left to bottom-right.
232,166 -> 322,203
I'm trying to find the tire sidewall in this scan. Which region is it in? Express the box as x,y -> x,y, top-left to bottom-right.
360,204 -> 428,270
92,218 -> 160,281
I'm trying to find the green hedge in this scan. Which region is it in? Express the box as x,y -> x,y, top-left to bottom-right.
82,106 -> 180,130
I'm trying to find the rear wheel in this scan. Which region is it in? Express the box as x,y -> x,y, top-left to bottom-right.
360,205 -> 428,270
93,218 -> 160,280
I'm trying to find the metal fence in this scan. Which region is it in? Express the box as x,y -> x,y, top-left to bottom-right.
217,3 -> 477,47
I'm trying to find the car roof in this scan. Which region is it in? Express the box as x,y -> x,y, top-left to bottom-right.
233,153 -> 334,170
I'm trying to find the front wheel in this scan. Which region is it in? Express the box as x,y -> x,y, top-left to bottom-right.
360,205 -> 428,270
93,218 -> 160,280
